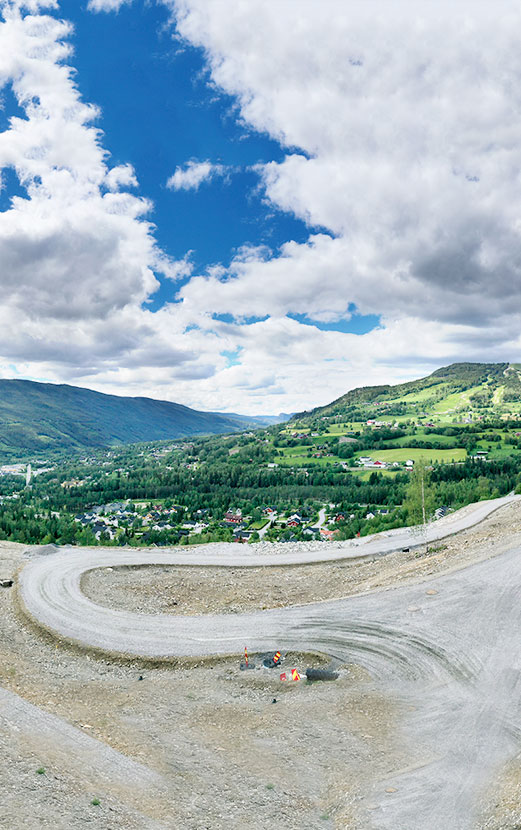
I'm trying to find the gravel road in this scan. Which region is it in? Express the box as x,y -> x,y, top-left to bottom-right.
13,493 -> 521,828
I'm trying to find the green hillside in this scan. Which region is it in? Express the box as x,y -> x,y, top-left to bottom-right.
295,363 -> 521,424
0,379 -> 267,458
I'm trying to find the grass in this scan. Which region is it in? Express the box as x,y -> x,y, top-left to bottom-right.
389,431 -> 462,447
430,384 -> 488,415
277,452 -> 342,467
350,468 -> 400,480
91,798 -> 101,807
355,447 -> 467,463
387,383 -> 448,404
36,767 -> 45,775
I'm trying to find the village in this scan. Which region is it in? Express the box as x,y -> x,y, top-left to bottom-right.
70,499 -> 379,544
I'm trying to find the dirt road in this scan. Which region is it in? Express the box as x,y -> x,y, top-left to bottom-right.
5,493 -> 521,828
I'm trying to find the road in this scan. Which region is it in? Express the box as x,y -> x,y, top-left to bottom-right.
316,506 -> 327,528
15,493 -> 521,828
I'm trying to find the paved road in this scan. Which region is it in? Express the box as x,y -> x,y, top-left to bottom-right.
316,506 -> 327,528
15,493 -> 521,828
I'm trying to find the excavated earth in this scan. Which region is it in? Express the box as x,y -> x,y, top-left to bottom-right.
2,501 -> 521,829
83,500 -> 521,617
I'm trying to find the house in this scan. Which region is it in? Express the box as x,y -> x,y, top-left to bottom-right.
365,512 -> 376,520
224,510 -> 243,524
320,528 -> 338,540
91,523 -> 116,541
221,521 -> 245,530
286,514 -> 302,528
373,460 -> 387,468
335,512 -> 346,522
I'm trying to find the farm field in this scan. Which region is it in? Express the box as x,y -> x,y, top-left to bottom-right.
350,468 -> 400,480
355,447 -> 467,464
277,450 -> 342,467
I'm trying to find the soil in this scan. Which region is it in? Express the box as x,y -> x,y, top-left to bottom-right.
2,501 -> 521,829
82,501 -> 521,617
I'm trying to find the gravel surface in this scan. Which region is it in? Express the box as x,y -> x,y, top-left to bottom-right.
3,494 -> 521,829
0,575 -> 400,829
83,500 -> 521,617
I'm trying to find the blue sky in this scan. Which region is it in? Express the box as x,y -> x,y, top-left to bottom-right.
0,1 -> 520,413
57,0 -> 319,312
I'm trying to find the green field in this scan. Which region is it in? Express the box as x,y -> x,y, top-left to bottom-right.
355,447 -> 467,464
350,468 -> 400,480
387,383 -> 449,405
277,451 -> 342,467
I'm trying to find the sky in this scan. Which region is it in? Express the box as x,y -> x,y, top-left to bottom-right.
1,0 -> 521,415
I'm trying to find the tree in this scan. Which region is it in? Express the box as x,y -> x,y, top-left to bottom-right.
403,460 -> 435,525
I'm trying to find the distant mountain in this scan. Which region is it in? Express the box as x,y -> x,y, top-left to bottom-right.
294,362 -> 521,423
0,379 -> 273,457
224,412 -> 293,426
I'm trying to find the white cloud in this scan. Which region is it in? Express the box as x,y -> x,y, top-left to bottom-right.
3,0 -> 521,415
0,6 -> 204,381
167,1 -> 521,333
166,159 -> 224,191
87,0 -> 131,12
105,163 -> 138,191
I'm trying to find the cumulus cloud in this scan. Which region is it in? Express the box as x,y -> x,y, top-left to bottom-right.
0,5 -> 206,385
87,0 -> 131,12
105,163 -> 138,191
165,1 -> 521,338
166,159 -> 224,191
3,0 -> 521,414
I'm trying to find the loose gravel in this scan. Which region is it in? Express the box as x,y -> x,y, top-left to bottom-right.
3,499 -> 521,829
83,500 -> 521,617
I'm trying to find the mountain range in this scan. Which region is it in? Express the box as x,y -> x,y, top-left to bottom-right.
2,363 -> 521,459
0,379 -> 280,458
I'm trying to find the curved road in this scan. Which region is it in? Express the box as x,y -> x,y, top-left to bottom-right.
15,493 -> 521,828
17,493 -> 519,659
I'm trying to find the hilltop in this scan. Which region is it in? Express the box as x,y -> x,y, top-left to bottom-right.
0,379 -> 276,459
294,362 -> 521,425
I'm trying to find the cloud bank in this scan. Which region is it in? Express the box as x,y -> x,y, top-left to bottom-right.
2,0 -> 521,414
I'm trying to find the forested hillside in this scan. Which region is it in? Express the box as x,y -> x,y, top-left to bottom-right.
0,379 -> 268,457
295,362 -> 521,424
